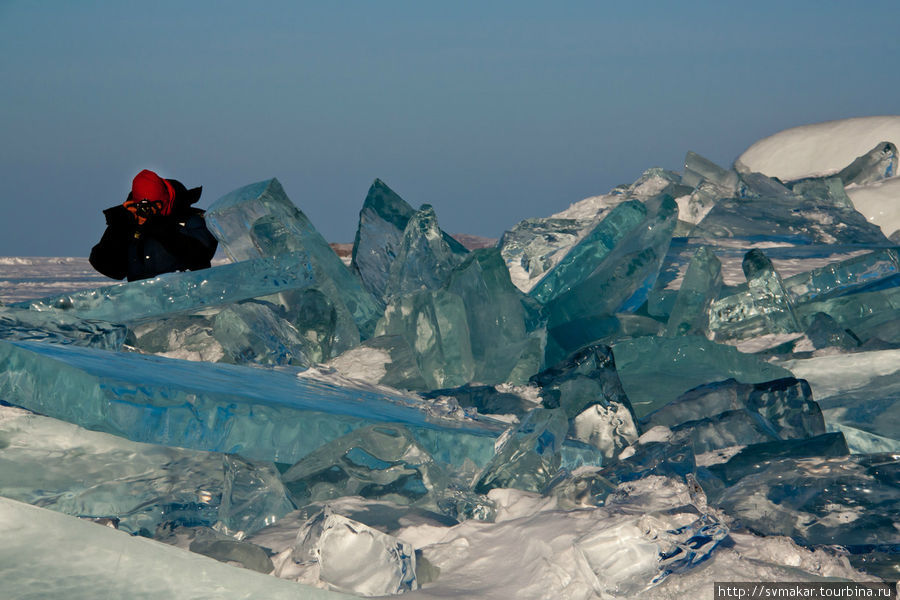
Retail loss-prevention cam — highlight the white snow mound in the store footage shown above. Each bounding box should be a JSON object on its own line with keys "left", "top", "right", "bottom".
{"left": 735, "top": 116, "right": 900, "bottom": 181}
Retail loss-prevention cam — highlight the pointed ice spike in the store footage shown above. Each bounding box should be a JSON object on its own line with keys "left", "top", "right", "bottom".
{"left": 375, "top": 288, "right": 475, "bottom": 389}
{"left": 383, "top": 204, "right": 468, "bottom": 299}
{"left": 665, "top": 246, "right": 723, "bottom": 337}
{"left": 0, "top": 306, "right": 126, "bottom": 350}
{"left": 351, "top": 179, "right": 416, "bottom": 301}
{"left": 838, "top": 141, "right": 898, "bottom": 186}
{"left": 473, "top": 407, "right": 569, "bottom": 494}
{"left": 13, "top": 252, "right": 316, "bottom": 324}
{"left": 611, "top": 336, "right": 793, "bottom": 418}
{"left": 205, "top": 179, "right": 382, "bottom": 338}
{"left": 351, "top": 179, "right": 467, "bottom": 302}
{"left": 0, "top": 340, "right": 504, "bottom": 467}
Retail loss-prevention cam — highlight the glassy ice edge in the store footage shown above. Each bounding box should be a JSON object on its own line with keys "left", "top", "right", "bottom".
{"left": 1, "top": 121, "right": 900, "bottom": 598}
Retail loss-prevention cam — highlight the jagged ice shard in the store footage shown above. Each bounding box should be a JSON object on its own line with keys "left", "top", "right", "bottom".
{"left": 351, "top": 179, "right": 468, "bottom": 303}
{"left": 4, "top": 117, "right": 900, "bottom": 596}
{"left": 205, "top": 178, "right": 382, "bottom": 339}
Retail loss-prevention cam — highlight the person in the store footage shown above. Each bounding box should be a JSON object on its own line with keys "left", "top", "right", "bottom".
{"left": 90, "top": 169, "right": 218, "bottom": 281}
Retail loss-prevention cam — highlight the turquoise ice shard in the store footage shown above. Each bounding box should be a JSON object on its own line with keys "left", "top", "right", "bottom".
{"left": 0, "top": 305, "right": 126, "bottom": 350}
{"left": 709, "top": 249, "right": 800, "bottom": 340}
{"left": 781, "top": 247, "right": 900, "bottom": 305}
{"left": 528, "top": 200, "right": 648, "bottom": 305}
{"left": 375, "top": 288, "right": 474, "bottom": 389}
{"left": 742, "top": 248, "right": 801, "bottom": 332}
{"left": 0, "top": 340, "right": 502, "bottom": 468}
{"left": 837, "top": 141, "right": 897, "bottom": 186}
{"left": 612, "top": 336, "right": 793, "bottom": 418}
{"left": 14, "top": 252, "right": 315, "bottom": 324}
{"left": 0, "top": 406, "right": 293, "bottom": 537}
{"left": 0, "top": 497, "right": 354, "bottom": 600}
{"left": 473, "top": 407, "right": 570, "bottom": 494}
{"left": 384, "top": 204, "right": 468, "bottom": 300}
{"left": 351, "top": 179, "right": 467, "bottom": 302}
{"left": 205, "top": 178, "right": 382, "bottom": 338}
{"left": 664, "top": 246, "right": 722, "bottom": 337}
{"left": 445, "top": 249, "right": 541, "bottom": 385}
{"left": 540, "top": 196, "right": 678, "bottom": 361}
{"left": 286, "top": 508, "right": 417, "bottom": 596}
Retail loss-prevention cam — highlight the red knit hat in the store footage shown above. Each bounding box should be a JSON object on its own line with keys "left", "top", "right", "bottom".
{"left": 131, "top": 169, "right": 176, "bottom": 215}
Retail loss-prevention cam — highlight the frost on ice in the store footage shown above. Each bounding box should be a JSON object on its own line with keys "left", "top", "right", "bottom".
{"left": 1, "top": 117, "right": 899, "bottom": 597}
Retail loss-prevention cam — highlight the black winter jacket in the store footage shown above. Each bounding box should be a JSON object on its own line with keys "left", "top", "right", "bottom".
{"left": 89, "top": 179, "right": 218, "bottom": 282}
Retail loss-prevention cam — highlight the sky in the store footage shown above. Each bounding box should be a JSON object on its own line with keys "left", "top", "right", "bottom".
{"left": 1, "top": 0, "right": 899, "bottom": 256}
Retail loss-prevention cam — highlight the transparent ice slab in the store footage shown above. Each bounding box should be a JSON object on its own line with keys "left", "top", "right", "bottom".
{"left": 780, "top": 350, "right": 900, "bottom": 452}
{"left": 0, "top": 405, "right": 293, "bottom": 537}
{"left": 691, "top": 186, "right": 889, "bottom": 246}
{"left": 643, "top": 377, "right": 825, "bottom": 441}
{"left": 0, "top": 496, "right": 354, "bottom": 600}
{"left": 682, "top": 151, "right": 739, "bottom": 192}
{"left": 709, "top": 249, "right": 801, "bottom": 341}
{"left": 540, "top": 196, "right": 678, "bottom": 360}
{"left": 715, "top": 454, "right": 900, "bottom": 547}
{"left": 706, "top": 432, "right": 849, "bottom": 487}
{"left": 528, "top": 199, "right": 648, "bottom": 305}
{"left": 205, "top": 178, "right": 382, "bottom": 338}
{"left": 0, "top": 305, "right": 126, "bottom": 349}
{"left": 612, "top": 336, "right": 793, "bottom": 418}
{"left": 351, "top": 179, "right": 467, "bottom": 303}
{"left": 0, "top": 340, "right": 503, "bottom": 468}
{"left": 13, "top": 252, "right": 316, "bottom": 325}
{"left": 376, "top": 287, "right": 475, "bottom": 389}
{"left": 445, "top": 248, "right": 541, "bottom": 385}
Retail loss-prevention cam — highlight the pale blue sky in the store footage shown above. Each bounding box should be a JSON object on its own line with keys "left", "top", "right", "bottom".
{"left": 1, "top": 1, "right": 898, "bottom": 255}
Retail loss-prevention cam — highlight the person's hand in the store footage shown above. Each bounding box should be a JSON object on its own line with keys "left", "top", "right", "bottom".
{"left": 123, "top": 198, "right": 163, "bottom": 225}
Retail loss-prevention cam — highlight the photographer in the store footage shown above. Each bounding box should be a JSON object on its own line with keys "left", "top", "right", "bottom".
{"left": 89, "top": 169, "right": 218, "bottom": 281}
